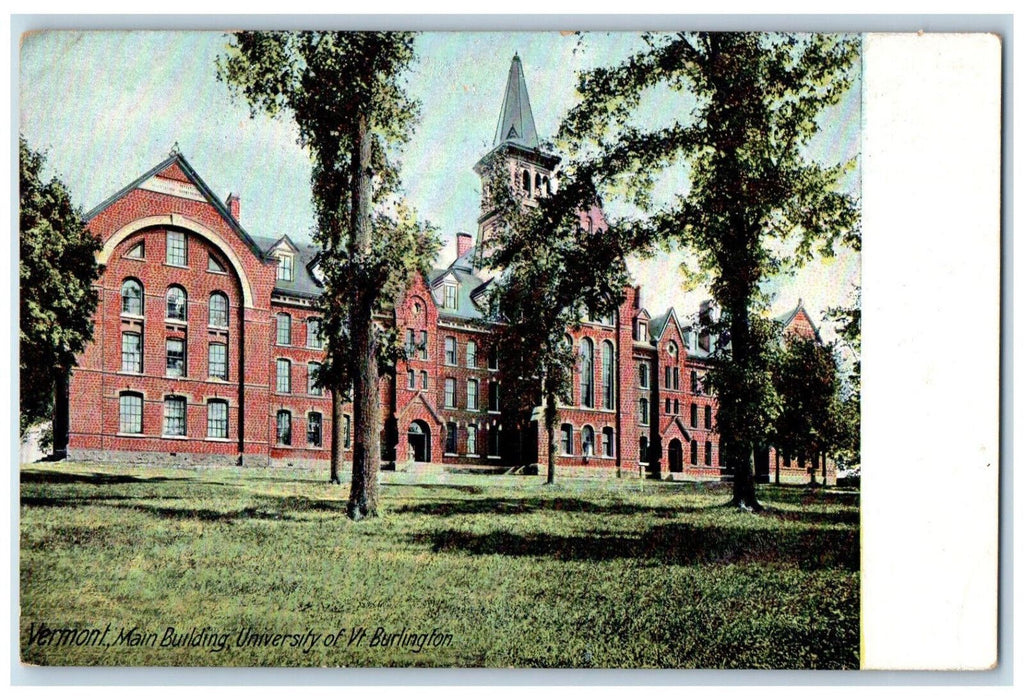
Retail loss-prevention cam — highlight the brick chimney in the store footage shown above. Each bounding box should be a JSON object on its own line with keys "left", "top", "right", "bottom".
{"left": 226, "top": 193, "right": 241, "bottom": 222}
{"left": 456, "top": 232, "right": 473, "bottom": 259}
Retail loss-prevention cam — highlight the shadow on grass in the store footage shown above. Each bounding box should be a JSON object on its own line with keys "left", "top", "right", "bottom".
{"left": 20, "top": 469, "right": 189, "bottom": 486}
{"left": 399, "top": 483, "right": 485, "bottom": 495}
{"left": 764, "top": 507, "right": 860, "bottom": 527}
{"left": 758, "top": 487, "right": 860, "bottom": 508}
{"left": 126, "top": 504, "right": 296, "bottom": 523}
{"left": 394, "top": 496, "right": 688, "bottom": 518}
{"left": 21, "top": 494, "right": 184, "bottom": 509}
{"left": 413, "top": 522, "right": 859, "bottom": 571}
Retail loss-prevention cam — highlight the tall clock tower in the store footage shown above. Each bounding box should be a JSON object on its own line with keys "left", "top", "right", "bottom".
{"left": 473, "top": 53, "right": 561, "bottom": 268}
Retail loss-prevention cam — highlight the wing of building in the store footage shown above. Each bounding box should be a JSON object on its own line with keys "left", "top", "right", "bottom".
{"left": 64, "top": 55, "right": 828, "bottom": 484}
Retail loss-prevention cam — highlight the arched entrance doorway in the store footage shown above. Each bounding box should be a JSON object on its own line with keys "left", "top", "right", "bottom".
{"left": 408, "top": 420, "right": 431, "bottom": 462}
{"left": 668, "top": 438, "right": 683, "bottom": 473}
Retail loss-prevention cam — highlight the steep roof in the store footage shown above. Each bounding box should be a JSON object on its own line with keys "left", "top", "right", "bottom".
{"left": 493, "top": 54, "right": 539, "bottom": 149}
{"left": 775, "top": 299, "right": 822, "bottom": 342}
{"left": 85, "top": 150, "right": 268, "bottom": 262}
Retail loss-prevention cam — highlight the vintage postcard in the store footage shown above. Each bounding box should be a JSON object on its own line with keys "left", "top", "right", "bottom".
{"left": 15, "top": 27, "right": 1000, "bottom": 673}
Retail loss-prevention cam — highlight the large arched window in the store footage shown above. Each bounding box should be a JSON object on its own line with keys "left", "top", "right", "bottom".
{"left": 121, "top": 279, "right": 143, "bottom": 316}
{"left": 209, "top": 292, "right": 228, "bottom": 328}
{"left": 601, "top": 340, "right": 615, "bottom": 409}
{"left": 581, "top": 425, "right": 595, "bottom": 456}
{"left": 580, "top": 338, "right": 594, "bottom": 408}
{"left": 166, "top": 286, "right": 187, "bottom": 321}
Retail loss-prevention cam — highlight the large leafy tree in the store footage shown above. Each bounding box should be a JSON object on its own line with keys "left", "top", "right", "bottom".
{"left": 218, "top": 32, "right": 438, "bottom": 519}
{"left": 19, "top": 135, "right": 101, "bottom": 443}
{"left": 485, "top": 158, "right": 632, "bottom": 484}
{"left": 560, "top": 33, "right": 860, "bottom": 509}
{"left": 772, "top": 333, "right": 844, "bottom": 485}
{"left": 826, "top": 286, "right": 862, "bottom": 467}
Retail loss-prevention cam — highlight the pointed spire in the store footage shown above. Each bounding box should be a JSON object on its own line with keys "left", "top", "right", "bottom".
{"left": 493, "top": 54, "right": 539, "bottom": 149}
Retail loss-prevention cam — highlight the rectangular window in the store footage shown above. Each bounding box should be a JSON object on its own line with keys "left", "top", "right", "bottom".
{"left": 488, "top": 428, "right": 500, "bottom": 457}
{"left": 276, "top": 359, "right": 291, "bottom": 394}
{"left": 121, "top": 332, "right": 142, "bottom": 373}
{"left": 308, "top": 362, "right": 323, "bottom": 395}
{"left": 207, "top": 401, "right": 228, "bottom": 438}
{"left": 705, "top": 405, "right": 712, "bottom": 430}
{"left": 488, "top": 348, "right": 498, "bottom": 370}
{"left": 561, "top": 425, "right": 572, "bottom": 455}
{"left": 444, "top": 284, "right": 458, "bottom": 310}
{"left": 308, "top": 412, "right": 323, "bottom": 447}
{"left": 665, "top": 366, "right": 672, "bottom": 388}
{"left": 163, "top": 396, "right": 186, "bottom": 436}
{"left": 639, "top": 398, "right": 649, "bottom": 426}
{"left": 276, "top": 410, "right": 291, "bottom": 445}
{"left": 466, "top": 341, "right": 477, "bottom": 368}
{"left": 418, "top": 331, "right": 428, "bottom": 360}
{"left": 166, "top": 231, "right": 186, "bottom": 266}
{"left": 466, "top": 425, "right": 477, "bottom": 455}
{"left": 166, "top": 338, "right": 185, "bottom": 378}
{"left": 467, "top": 379, "right": 479, "bottom": 410}
{"left": 344, "top": 415, "right": 351, "bottom": 448}
{"left": 405, "top": 329, "right": 415, "bottom": 356}
{"left": 444, "top": 378, "right": 456, "bottom": 408}
{"left": 445, "top": 422, "right": 457, "bottom": 454}
{"left": 119, "top": 393, "right": 143, "bottom": 434}
{"left": 276, "top": 314, "right": 292, "bottom": 345}
{"left": 277, "top": 254, "right": 294, "bottom": 282}
{"left": 307, "top": 318, "right": 323, "bottom": 349}
{"left": 208, "top": 343, "right": 227, "bottom": 380}
{"left": 444, "top": 337, "right": 457, "bottom": 365}
{"left": 420, "top": 371, "right": 428, "bottom": 390}
{"left": 673, "top": 367, "right": 680, "bottom": 390}
{"left": 488, "top": 381, "right": 499, "bottom": 412}
{"left": 407, "top": 370, "right": 416, "bottom": 390}
{"left": 639, "top": 362, "right": 649, "bottom": 389}
{"left": 690, "top": 403, "right": 698, "bottom": 428}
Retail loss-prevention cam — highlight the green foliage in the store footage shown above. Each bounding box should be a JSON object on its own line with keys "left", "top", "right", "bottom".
{"left": 484, "top": 155, "right": 633, "bottom": 478}
{"left": 772, "top": 334, "right": 843, "bottom": 461}
{"left": 218, "top": 31, "right": 437, "bottom": 387}
{"left": 20, "top": 463, "right": 859, "bottom": 668}
{"left": 19, "top": 136, "right": 101, "bottom": 435}
{"left": 558, "top": 33, "right": 861, "bottom": 502}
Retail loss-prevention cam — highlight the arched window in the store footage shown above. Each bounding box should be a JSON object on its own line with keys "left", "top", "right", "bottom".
{"left": 276, "top": 410, "right": 292, "bottom": 445}
{"left": 276, "top": 358, "right": 292, "bottom": 394}
{"left": 705, "top": 441, "right": 713, "bottom": 466}
{"left": 118, "top": 392, "right": 143, "bottom": 434}
{"left": 521, "top": 170, "right": 531, "bottom": 194}
{"left": 535, "top": 173, "right": 542, "bottom": 192}
{"left": 165, "top": 286, "right": 187, "bottom": 321}
{"left": 601, "top": 427, "right": 615, "bottom": 457}
{"left": 639, "top": 398, "right": 649, "bottom": 425}
{"left": 560, "top": 424, "right": 573, "bottom": 455}
{"left": 601, "top": 340, "right": 615, "bottom": 409}
{"left": 543, "top": 176, "right": 551, "bottom": 195}
{"left": 691, "top": 370, "right": 699, "bottom": 393}
{"left": 639, "top": 361, "right": 649, "bottom": 388}
{"left": 705, "top": 405, "right": 713, "bottom": 430}
{"left": 209, "top": 292, "right": 228, "bottom": 327}
{"left": 690, "top": 403, "right": 698, "bottom": 428}
{"left": 580, "top": 338, "right": 594, "bottom": 408}
{"left": 639, "top": 436, "right": 649, "bottom": 464}
{"left": 581, "top": 426, "right": 595, "bottom": 456}
{"left": 690, "top": 439, "right": 698, "bottom": 465}
{"left": 121, "top": 279, "right": 144, "bottom": 316}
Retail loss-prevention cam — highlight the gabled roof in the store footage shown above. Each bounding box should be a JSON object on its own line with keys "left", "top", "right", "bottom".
{"left": 775, "top": 299, "right": 822, "bottom": 342}
{"left": 85, "top": 150, "right": 268, "bottom": 262}
{"left": 649, "top": 307, "right": 684, "bottom": 342}
{"left": 493, "top": 54, "right": 539, "bottom": 149}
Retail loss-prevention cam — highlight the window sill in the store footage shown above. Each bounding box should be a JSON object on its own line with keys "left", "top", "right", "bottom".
{"left": 164, "top": 263, "right": 190, "bottom": 270}
{"left": 207, "top": 269, "right": 228, "bottom": 276}
{"left": 443, "top": 452, "right": 457, "bottom": 457}
{"left": 115, "top": 432, "right": 145, "bottom": 438}
{"left": 205, "top": 437, "right": 231, "bottom": 442}
{"left": 118, "top": 370, "right": 144, "bottom": 376}
{"left": 165, "top": 319, "right": 187, "bottom": 325}
{"left": 120, "top": 313, "right": 144, "bottom": 320}
{"left": 208, "top": 325, "right": 229, "bottom": 331}
{"left": 486, "top": 455, "right": 501, "bottom": 460}
{"left": 466, "top": 453, "right": 480, "bottom": 458}
{"left": 161, "top": 434, "right": 189, "bottom": 440}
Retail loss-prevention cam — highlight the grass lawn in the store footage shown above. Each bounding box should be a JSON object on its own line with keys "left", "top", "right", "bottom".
{"left": 19, "top": 462, "right": 859, "bottom": 669}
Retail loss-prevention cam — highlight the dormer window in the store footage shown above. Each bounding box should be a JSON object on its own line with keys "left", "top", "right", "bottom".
{"left": 443, "top": 282, "right": 458, "bottom": 310}
{"left": 277, "top": 253, "right": 294, "bottom": 282}
{"left": 635, "top": 320, "right": 648, "bottom": 342}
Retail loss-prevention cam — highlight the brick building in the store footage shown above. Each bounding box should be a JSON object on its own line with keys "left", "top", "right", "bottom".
{"left": 65, "top": 54, "right": 826, "bottom": 483}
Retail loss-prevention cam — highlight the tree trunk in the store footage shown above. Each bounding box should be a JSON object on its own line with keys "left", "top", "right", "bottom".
{"left": 329, "top": 388, "right": 343, "bottom": 484}
{"left": 730, "top": 446, "right": 762, "bottom": 511}
{"left": 346, "top": 111, "right": 381, "bottom": 521}
{"left": 774, "top": 450, "right": 780, "bottom": 485}
{"left": 726, "top": 293, "right": 762, "bottom": 511}
{"left": 545, "top": 390, "right": 557, "bottom": 485}
{"left": 820, "top": 452, "right": 827, "bottom": 487}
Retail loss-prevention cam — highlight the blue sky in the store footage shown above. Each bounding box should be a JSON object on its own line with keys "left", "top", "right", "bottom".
{"left": 19, "top": 30, "right": 860, "bottom": 334}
